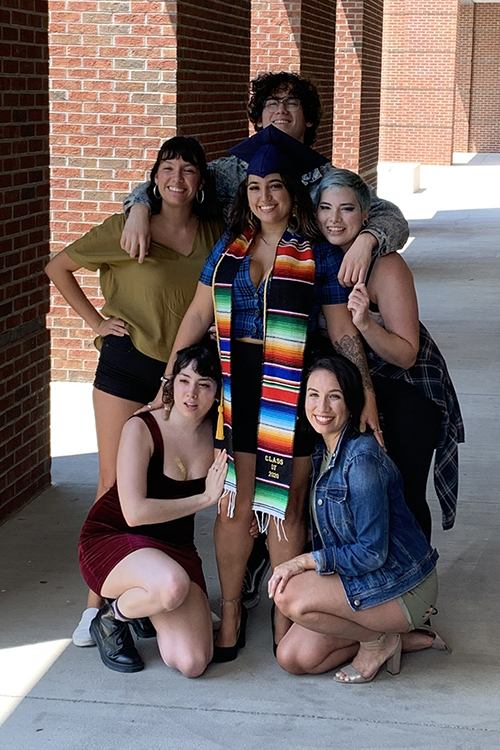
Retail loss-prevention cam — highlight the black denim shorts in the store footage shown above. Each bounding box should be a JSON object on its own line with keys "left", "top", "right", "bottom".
{"left": 93, "top": 334, "right": 166, "bottom": 405}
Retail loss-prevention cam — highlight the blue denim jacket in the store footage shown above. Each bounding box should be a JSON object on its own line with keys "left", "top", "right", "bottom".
{"left": 310, "top": 426, "right": 438, "bottom": 611}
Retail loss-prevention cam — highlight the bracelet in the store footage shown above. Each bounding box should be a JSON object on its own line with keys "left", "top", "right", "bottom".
{"left": 160, "top": 375, "right": 171, "bottom": 383}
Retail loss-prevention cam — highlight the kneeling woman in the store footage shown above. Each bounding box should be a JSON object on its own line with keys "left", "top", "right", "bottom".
{"left": 79, "top": 342, "right": 227, "bottom": 677}
{"left": 269, "top": 356, "right": 448, "bottom": 684}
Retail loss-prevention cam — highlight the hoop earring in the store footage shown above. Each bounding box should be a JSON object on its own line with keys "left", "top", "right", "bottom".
{"left": 289, "top": 201, "right": 299, "bottom": 232}
{"left": 248, "top": 211, "right": 258, "bottom": 230}
{"left": 196, "top": 188, "right": 205, "bottom": 204}
{"left": 153, "top": 184, "right": 161, "bottom": 200}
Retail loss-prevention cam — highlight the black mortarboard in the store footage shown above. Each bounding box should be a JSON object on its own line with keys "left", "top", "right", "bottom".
{"left": 228, "top": 125, "right": 328, "bottom": 178}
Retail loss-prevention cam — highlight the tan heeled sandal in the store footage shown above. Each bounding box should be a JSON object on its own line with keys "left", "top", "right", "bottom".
{"left": 333, "top": 633, "right": 402, "bottom": 684}
{"left": 414, "top": 624, "right": 452, "bottom": 654}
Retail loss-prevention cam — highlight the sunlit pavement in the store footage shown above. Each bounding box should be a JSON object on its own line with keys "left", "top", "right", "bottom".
{"left": 1, "top": 158, "right": 500, "bottom": 749}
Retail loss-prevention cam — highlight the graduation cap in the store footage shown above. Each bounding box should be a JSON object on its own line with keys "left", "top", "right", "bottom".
{"left": 228, "top": 125, "right": 328, "bottom": 178}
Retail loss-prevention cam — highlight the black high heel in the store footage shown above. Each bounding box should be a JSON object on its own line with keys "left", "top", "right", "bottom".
{"left": 212, "top": 600, "right": 248, "bottom": 663}
{"left": 271, "top": 602, "right": 277, "bottom": 657}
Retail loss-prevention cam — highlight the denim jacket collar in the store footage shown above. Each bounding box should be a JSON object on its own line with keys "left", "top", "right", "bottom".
{"left": 311, "top": 421, "right": 356, "bottom": 477}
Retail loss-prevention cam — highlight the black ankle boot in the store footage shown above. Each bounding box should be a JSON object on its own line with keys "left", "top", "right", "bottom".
{"left": 90, "top": 601, "right": 144, "bottom": 673}
{"left": 130, "top": 617, "right": 156, "bottom": 639}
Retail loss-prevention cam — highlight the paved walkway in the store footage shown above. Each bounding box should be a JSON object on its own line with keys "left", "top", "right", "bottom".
{"left": 1, "top": 160, "right": 500, "bottom": 749}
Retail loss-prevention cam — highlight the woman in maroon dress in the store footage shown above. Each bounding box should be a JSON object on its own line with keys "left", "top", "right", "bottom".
{"left": 79, "top": 342, "right": 227, "bottom": 676}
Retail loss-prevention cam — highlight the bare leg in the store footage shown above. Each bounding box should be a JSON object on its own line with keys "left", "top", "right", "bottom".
{"left": 277, "top": 622, "right": 357, "bottom": 675}
{"left": 92, "top": 387, "right": 143, "bottom": 500}
{"left": 101, "top": 548, "right": 191, "bottom": 615}
{"left": 214, "top": 451, "right": 256, "bottom": 648}
{"left": 153, "top": 584, "right": 213, "bottom": 678}
{"left": 275, "top": 570, "right": 410, "bottom": 679}
{"left": 267, "top": 456, "right": 310, "bottom": 644}
{"left": 86, "top": 388, "right": 143, "bottom": 610}
{"left": 100, "top": 548, "right": 212, "bottom": 677}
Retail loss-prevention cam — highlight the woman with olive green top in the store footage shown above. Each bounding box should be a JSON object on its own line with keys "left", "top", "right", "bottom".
{"left": 46, "top": 136, "right": 224, "bottom": 647}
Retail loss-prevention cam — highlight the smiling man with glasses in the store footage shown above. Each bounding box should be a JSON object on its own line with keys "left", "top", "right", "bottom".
{"left": 122, "top": 71, "right": 408, "bottom": 287}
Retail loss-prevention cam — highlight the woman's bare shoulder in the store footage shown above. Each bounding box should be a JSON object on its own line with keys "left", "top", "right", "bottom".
{"left": 371, "top": 251, "right": 414, "bottom": 285}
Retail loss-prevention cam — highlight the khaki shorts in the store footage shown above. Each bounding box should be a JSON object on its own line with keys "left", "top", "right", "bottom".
{"left": 397, "top": 569, "right": 438, "bottom": 630}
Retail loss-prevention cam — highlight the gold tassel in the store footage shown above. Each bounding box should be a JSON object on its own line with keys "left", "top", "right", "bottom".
{"left": 216, "top": 401, "right": 224, "bottom": 441}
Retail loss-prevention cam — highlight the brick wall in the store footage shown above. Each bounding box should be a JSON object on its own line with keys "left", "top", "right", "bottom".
{"left": 467, "top": 3, "right": 500, "bottom": 152}
{"left": 250, "top": 1, "right": 301, "bottom": 79}
{"left": 453, "top": 3, "right": 473, "bottom": 153}
{"left": 48, "top": 0, "right": 251, "bottom": 382}
{"left": 176, "top": 1, "right": 251, "bottom": 157}
{"left": 379, "top": 0, "right": 460, "bottom": 165}
{"left": 0, "top": 2, "right": 51, "bottom": 522}
{"left": 300, "top": 0, "right": 336, "bottom": 157}
{"left": 250, "top": 1, "right": 336, "bottom": 157}
{"left": 48, "top": 1, "right": 177, "bottom": 381}
{"left": 332, "top": 0, "right": 384, "bottom": 187}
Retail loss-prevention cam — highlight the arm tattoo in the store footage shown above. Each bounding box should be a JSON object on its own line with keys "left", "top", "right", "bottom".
{"left": 333, "top": 333, "right": 375, "bottom": 393}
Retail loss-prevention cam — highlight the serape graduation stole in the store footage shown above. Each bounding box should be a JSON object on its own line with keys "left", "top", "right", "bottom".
{"left": 212, "top": 227, "right": 315, "bottom": 536}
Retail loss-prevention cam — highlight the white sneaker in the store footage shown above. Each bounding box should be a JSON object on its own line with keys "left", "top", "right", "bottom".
{"left": 211, "top": 610, "right": 221, "bottom": 629}
{"left": 72, "top": 607, "right": 99, "bottom": 647}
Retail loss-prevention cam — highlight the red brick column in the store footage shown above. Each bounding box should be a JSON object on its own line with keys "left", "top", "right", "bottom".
{"left": 468, "top": 4, "right": 500, "bottom": 152}
{"left": 48, "top": 0, "right": 251, "bottom": 381}
{"left": 250, "top": 1, "right": 336, "bottom": 157}
{"left": 176, "top": 2, "right": 251, "bottom": 157}
{"left": 332, "top": 0, "right": 384, "bottom": 187}
{"left": 453, "top": 4, "right": 474, "bottom": 153}
{"left": 0, "top": 3, "right": 51, "bottom": 521}
{"left": 379, "top": 0, "right": 460, "bottom": 165}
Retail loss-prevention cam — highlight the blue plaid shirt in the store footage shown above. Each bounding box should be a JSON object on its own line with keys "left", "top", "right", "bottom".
{"left": 199, "top": 233, "right": 348, "bottom": 340}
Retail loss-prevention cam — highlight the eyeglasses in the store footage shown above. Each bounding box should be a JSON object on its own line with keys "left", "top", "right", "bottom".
{"left": 263, "top": 97, "right": 301, "bottom": 112}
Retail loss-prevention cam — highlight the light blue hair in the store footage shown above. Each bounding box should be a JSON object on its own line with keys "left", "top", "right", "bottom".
{"left": 311, "top": 168, "right": 371, "bottom": 216}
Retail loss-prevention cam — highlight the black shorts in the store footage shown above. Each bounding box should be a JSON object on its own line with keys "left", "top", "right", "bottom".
{"left": 93, "top": 335, "right": 166, "bottom": 405}
{"left": 231, "top": 339, "right": 316, "bottom": 457}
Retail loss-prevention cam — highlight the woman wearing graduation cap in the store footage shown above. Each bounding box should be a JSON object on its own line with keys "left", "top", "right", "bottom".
{"left": 147, "top": 125, "right": 382, "bottom": 662}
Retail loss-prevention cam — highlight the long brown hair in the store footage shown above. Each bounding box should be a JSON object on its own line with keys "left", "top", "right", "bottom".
{"left": 227, "top": 173, "right": 319, "bottom": 244}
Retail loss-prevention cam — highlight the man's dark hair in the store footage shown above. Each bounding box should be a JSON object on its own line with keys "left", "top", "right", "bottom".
{"left": 248, "top": 72, "right": 322, "bottom": 147}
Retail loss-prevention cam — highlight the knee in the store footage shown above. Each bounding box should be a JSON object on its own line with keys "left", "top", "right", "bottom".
{"left": 274, "top": 588, "right": 299, "bottom": 622}
{"left": 275, "top": 639, "right": 305, "bottom": 675}
{"left": 217, "top": 492, "right": 253, "bottom": 527}
{"left": 155, "top": 573, "right": 191, "bottom": 612}
{"left": 174, "top": 649, "right": 211, "bottom": 678}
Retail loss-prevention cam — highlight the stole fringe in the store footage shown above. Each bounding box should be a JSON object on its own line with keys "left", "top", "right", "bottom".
{"left": 218, "top": 489, "right": 237, "bottom": 519}
{"left": 255, "top": 511, "right": 288, "bottom": 543}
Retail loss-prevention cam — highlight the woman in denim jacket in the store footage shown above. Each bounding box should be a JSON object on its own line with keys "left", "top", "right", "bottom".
{"left": 269, "top": 355, "right": 450, "bottom": 684}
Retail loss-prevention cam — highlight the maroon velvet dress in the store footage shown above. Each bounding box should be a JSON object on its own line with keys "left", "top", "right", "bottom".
{"left": 78, "top": 412, "right": 207, "bottom": 596}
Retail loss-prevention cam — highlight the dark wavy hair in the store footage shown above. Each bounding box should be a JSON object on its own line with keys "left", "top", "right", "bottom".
{"left": 163, "top": 337, "right": 222, "bottom": 423}
{"left": 227, "top": 173, "right": 320, "bottom": 243}
{"left": 305, "top": 354, "right": 365, "bottom": 434}
{"left": 248, "top": 72, "right": 322, "bottom": 147}
{"left": 147, "top": 136, "right": 220, "bottom": 219}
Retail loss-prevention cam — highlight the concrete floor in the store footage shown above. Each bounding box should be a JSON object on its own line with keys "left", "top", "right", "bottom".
{"left": 1, "top": 161, "right": 500, "bottom": 749}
